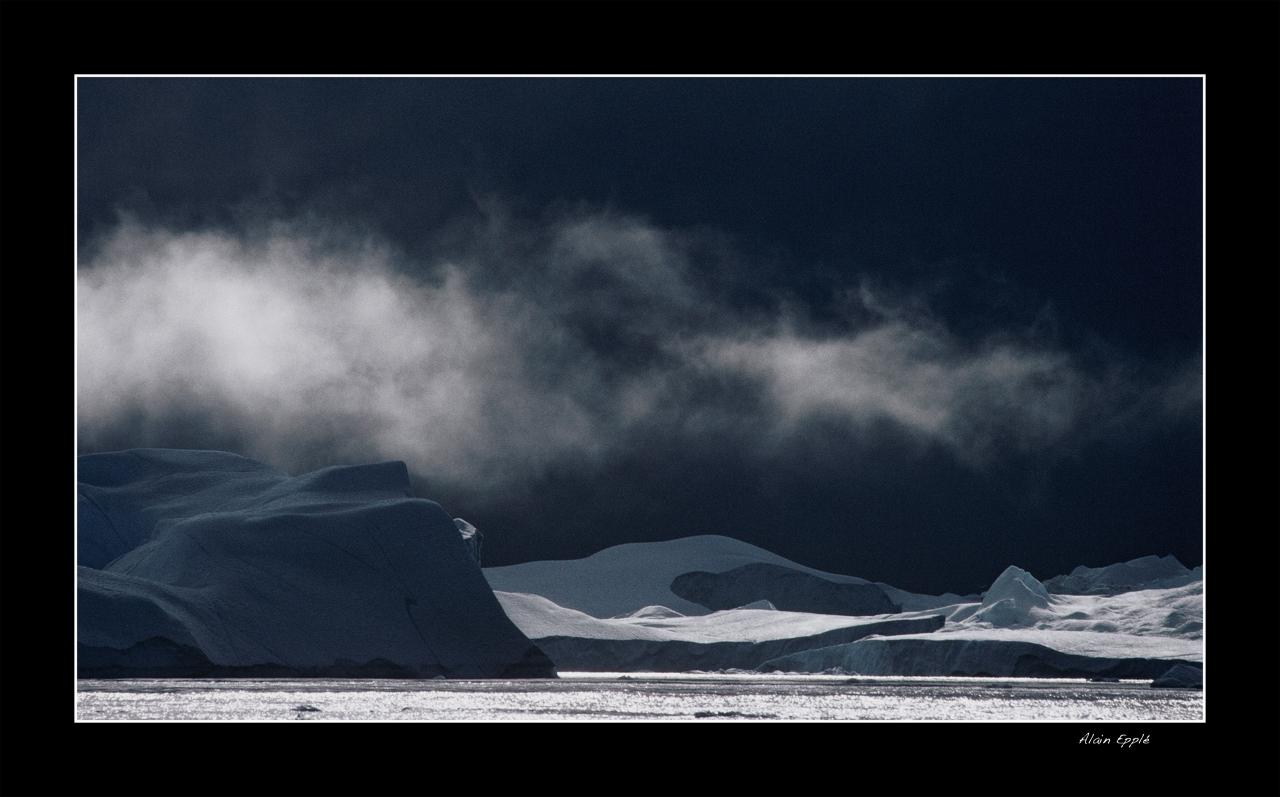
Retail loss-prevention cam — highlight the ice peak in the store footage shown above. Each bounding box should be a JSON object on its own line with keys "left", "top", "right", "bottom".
{"left": 982, "top": 565, "right": 1051, "bottom": 609}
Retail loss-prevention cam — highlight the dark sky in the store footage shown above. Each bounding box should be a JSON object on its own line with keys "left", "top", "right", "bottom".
{"left": 76, "top": 78, "right": 1202, "bottom": 594}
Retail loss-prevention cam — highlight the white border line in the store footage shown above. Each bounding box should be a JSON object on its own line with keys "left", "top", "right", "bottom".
{"left": 73, "top": 74, "right": 1207, "bottom": 723}
{"left": 74, "top": 74, "right": 81, "bottom": 703}
{"left": 1199, "top": 75, "right": 1207, "bottom": 715}
{"left": 76, "top": 73, "right": 1206, "bottom": 79}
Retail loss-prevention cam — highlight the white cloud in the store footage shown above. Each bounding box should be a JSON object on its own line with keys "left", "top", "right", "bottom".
{"left": 78, "top": 221, "right": 603, "bottom": 486}
{"left": 704, "top": 324, "right": 1092, "bottom": 462}
{"left": 77, "top": 212, "right": 1198, "bottom": 489}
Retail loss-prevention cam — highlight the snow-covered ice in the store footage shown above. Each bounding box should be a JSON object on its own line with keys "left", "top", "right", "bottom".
{"left": 495, "top": 590, "right": 943, "bottom": 671}
{"left": 484, "top": 534, "right": 966, "bottom": 618}
{"left": 497, "top": 591, "right": 935, "bottom": 643}
{"left": 761, "top": 565, "right": 1202, "bottom": 678}
{"left": 489, "top": 539, "right": 1202, "bottom": 679}
{"left": 760, "top": 631, "right": 1201, "bottom": 678}
{"left": 671, "top": 562, "right": 900, "bottom": 615}
{"left": 1151, "top": 662, "right": 1204, "bottom": 689}
{"left": 1043, "top": 555, "right": 1200, "bottom": 595}
{"left": 77, "top": 449, "right": 555, "bottom": 678}
{"left": 76, "top": 451, "right": 1202, "bottom": 683}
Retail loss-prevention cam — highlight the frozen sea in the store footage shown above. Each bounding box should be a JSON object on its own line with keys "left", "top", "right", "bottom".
{"left": 76, "top": 673, "right": 1204, "bottom": 721}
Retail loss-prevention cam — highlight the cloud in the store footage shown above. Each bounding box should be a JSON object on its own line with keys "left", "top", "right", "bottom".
{"left": 77, "top": 211, "right": 1199, "bottom": 492}
{"left": 704, "top": 325, "right": 1089, "bottom": 462}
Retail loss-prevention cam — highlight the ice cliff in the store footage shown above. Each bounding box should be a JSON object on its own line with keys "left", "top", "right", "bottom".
{"left": 77, "top": 449, "right": 554, "bottom": 678}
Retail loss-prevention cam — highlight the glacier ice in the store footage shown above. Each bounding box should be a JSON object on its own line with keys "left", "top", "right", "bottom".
{"left": 485, "top": 534, "right": 960, "bottom": 618}
{"left": 77, "top": 449, "right": 554, "bottom": 678}
{"left": 487, "top": 537, "right": 1202, "bottom": 678}
{"left": 760, "top": 565, "right": 1202, "bottom": 677}
{"left": 1043, "top": 554, "right": 1199, "bottom": 595}
{"left": 760, "top": 632, "right": 1202, "bottom": 679}
{"left": 970, "top": 565, "right": 1056, "bottom": 627}
{"left": 671, "top": 563, "right": 900, "bottom": 615}
{"left": 78, "top": 453, "right": 1203, "bottom": 682}
{"left": 1151, "top": 662, "right": 1204, "bottom": 689}
{"left": 495, "top": 590, "right": 943, "bottom": 672}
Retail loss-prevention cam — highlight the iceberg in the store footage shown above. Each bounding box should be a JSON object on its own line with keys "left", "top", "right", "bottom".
{"left": 485, "top": 534, "right": 960, "bottom": 618}
{"left": 77, "top": 449, "right": 555, "bottom": 678}
{"left": 760, "top": 566, "right": 1202, "bottom": 677}
{"left": 760, "top": 631, "right": 1202, "bottom": 679}
{"left": 968, "top": 565, "right": 1056, "bottom": 627}
{"left": 496, "top": 590, "right": 943, "bottom": 672}
{"left": 488, "top": 537, "right": 1201, "bottom": 677}
{"left": 671, "top": 563, "right": 900, "bottom": 615}
{"left": 1043, "top": 554, "right": 1199, "bottom": 595}
{"left": 1151, "top": 662, "right": 1204, "bottom": 689}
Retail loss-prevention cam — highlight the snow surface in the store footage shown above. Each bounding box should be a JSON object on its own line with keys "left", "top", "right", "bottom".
{"left": 78, "top": 449, "right": 554, "bottom": 678}
{"left": 498, "top": 591, "right": 933, "bottom": 643}
{"left": 495, "top": 590, "right": 943, "bottom": 672}
{"left": 908, "top": 571, "right": 1203, "bottom": 639}
{"left": 484, "top": 534, "right": 966, "bottom": 618}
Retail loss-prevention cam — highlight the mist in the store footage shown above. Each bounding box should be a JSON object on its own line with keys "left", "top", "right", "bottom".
{"left": 78, "top": 210, "right": 1198, "bottom": 501}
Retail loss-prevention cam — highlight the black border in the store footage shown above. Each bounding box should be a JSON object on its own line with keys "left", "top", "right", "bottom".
{"left": 2, "top": 1, "right": 1278, "bottom": 796}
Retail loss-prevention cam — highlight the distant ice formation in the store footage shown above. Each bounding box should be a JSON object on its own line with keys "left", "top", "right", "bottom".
{"left": 671, "top": 563, "right": 900, "bottom": 615}
{"left": 760, "top": 632, "right": 1201, "bottom": 679}
{"left": 495, "top": 590, "right": 943, "bottom": 672}
{"left": 1151, "top": 662, "right": 1204, "bottom": 689}
{"left": 1043, "top": 555, "right": 1200, "bottom": 595}
{"left": 485, "top": 534, "right": 963, "bottom": 618}
{"left": 969, "top": 565, "right": 1056, "bottom": 627}
{"left": 487, "top": 538, "right": 1202, "bottom": 679}
{"left": 76, "top": 450, "right": 1202, "bottom": 682}
{"left": 77, "top": 449, "right": 554, "bottom": 678}
{"left": 760, "top": 564, "right": 1202, "bottom": 678}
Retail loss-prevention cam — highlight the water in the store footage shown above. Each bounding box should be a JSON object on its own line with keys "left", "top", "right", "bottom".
{"left": 76, "top": 673, "right": 1203, "bottom": 721}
